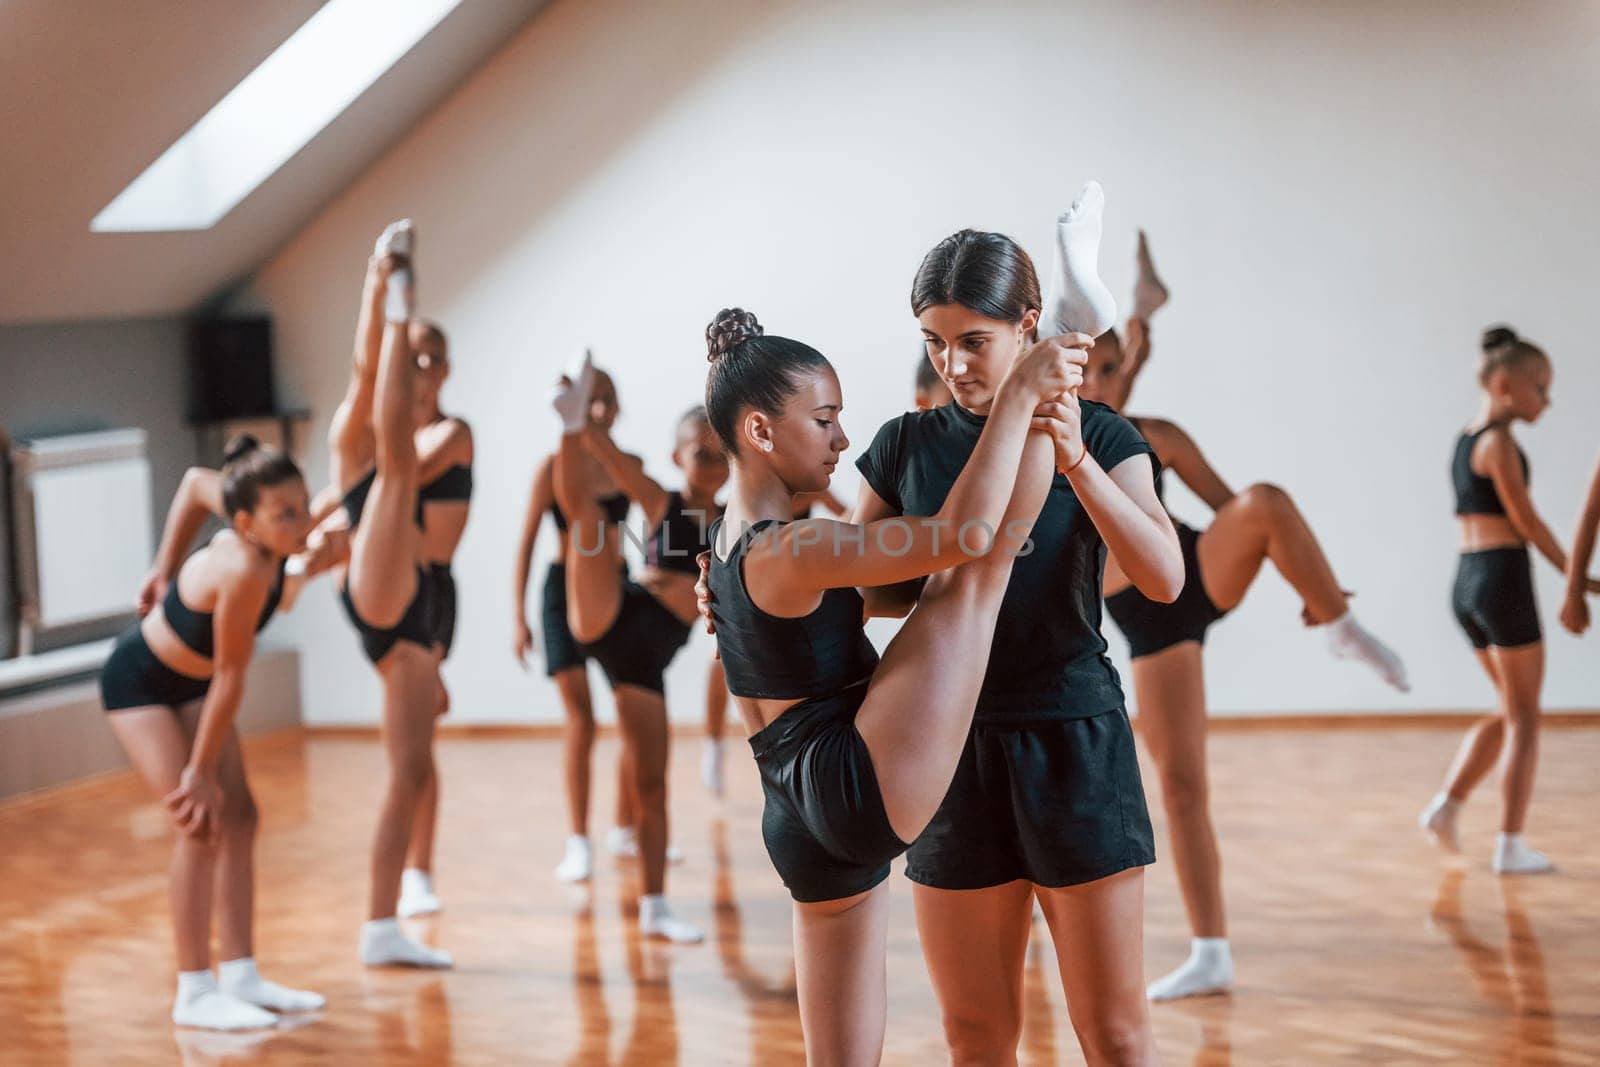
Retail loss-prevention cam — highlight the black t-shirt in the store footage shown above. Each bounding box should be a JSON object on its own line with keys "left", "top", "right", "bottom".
{"left": 856, "top": 397, "right": 1156, "bottom": 721}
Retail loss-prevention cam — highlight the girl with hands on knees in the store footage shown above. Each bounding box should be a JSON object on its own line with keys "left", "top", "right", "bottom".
{"left": 101, "top": 437, "right": 325, "bottom": 1030}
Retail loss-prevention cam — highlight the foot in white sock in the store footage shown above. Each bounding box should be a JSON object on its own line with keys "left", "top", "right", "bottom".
{"left": 397, "top": 868, "right": 441, "bottom": 918}
{"left": 217, "top": 958, "right": 325, "bottom": 1013}
{"left": 549, "top": 349, "right": 596, "bottom": 434}
{"left": 555, "top": 834, "right": 593, "bottom": 882}
{"left": 639, "top": 895, "right": 704, "bottom": 944}
{"left": 1326, "top": 612, "right": 1410, "bottom": 692}
{"left": 172, "top": 971, "right": 278, "bottom": 1030}
{"left": 1147, "top": 938, "right": 1233, "bottom": 1001}
{"left": 360, "top": 918, "right": 453, "bottom": 968}
{"left": 606, "top": 825, "right": 638, "bottom": 858}
{"left": 375, "top": 220, "right": 416, "bottom": 323}
{"left": 1493, "top": 833, "right": 1553, "bottom": 875}
{"left": 701, "top": 739, "right": 725, "bottom": 798}
{"left": 1040, "top": 181, "right": 1118, "bottom": 340}
{"left": 1131, "top": 229, "right": 1169, "bottom": 321}
{"left": 1418, "top": 792, "right": 1462, "bottom": 853}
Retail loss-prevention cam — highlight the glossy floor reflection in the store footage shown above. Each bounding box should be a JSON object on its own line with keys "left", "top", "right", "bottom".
{"left": 2, "top": 723, "right": 1598, "bottom": 1064}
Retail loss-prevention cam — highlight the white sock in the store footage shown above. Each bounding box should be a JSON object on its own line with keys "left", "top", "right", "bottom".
{"left": 1325, "top": 611, "right": 1410, "bottom": 692}
{"left": 375, "top": 219, "right": 416, "bottom": 324}
{"left": 172, "top": 970, "right": 278, "bottom": 1030}
{"left": 606, "top": 824, "right": 639, "bottom": 858}
{"left": 216, "top": 957, "right": 325, "bottom": 1013}
{"left": 1131, "top": 229, "right": 1169, "bottom": 321}
{"left": 397, "top": 867, "right": 441, "bottom": 918}
{"left": 555, "top": 834, "right": 593, "bottom": 883}
{"left": 549, "top": 349, "right": 596, "bottom": 434}
{"left": 701, "top": 739, "right": 725, "bottom": 798}
{"left": 1147, "top": 938, "right": 1232, "bottom": 1001}
{"left": 639, "top": 894, "right": 704, "bottom": 944}
{"left": 1418, "top": 792, "right": 1462, "bottom": 853}
{"left": 359, "top": 918, "right": 453, "bottom": 968}
{"left": 1040, "top": 181, "right": 1118, "bottom": 340}
{"left": 1493, "top": 833, "right": 1554, "bottom": 875}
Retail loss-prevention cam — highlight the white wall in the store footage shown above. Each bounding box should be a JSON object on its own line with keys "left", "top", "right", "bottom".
{"left": 251, "top": 0, "right": 1600, "bottom": 724}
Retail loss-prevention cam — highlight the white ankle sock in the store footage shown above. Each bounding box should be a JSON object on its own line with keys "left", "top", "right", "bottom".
{"left": 375, "top": 219, "right": 416, "bottom": 323}
{"left": 639, "top": 894, "right": 704, "bottom": 944}
{"left": 550, "top": 350, "right": 596, "bottom": 434}
{"left": 1040, "top": 181, "right": 1118, "bottom": 340}
{"left": 397, "top": 868, "right": 441, "bottom": 918}
{"left": 217, "top": 958, "right": 325, "bottom": 1013}
{"left": 1131, "top": 229, "right": 1169, "bottom": 321}
{"left": 359, "top": 918, "right": 453, "bottom": 968}
{"left": 1418, "top": 792, "right": 1462, "bottom": 853}
{"left": 172, "top": 970, "right": 278, "bottom": 1030}
{"left": 555, "top": 834, "right": 593, "bottom": 882}
{"left": 1493, "top": 833, "right": 1553, "bottom": 875}
{"left": 701, "top": 739, "right": 726, "bottom": 798}
{"left": 606, "top": 824, "right": 638, "bottom": 858}
{"left": 1325, "top": 611, "right": 1410, "bottom": 692}
{"left": 1147, "top": 937, "right": 1232, "bottom": 1001}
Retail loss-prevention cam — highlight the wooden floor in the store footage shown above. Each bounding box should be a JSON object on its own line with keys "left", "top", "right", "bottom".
{"left": 3, "top": 722, "right": 1598, "bottom": 1066}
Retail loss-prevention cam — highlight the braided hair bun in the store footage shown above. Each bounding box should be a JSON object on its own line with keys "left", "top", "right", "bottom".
{"left": 706, "top": 308, "right": 763, "bottom": 362}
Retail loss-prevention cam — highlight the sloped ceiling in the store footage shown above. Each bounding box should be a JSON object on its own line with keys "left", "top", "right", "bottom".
{"left": 0, "top": 0, "right": 547, "bottom": 324}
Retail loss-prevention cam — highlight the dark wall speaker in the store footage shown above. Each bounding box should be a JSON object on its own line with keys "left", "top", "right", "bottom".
{"left": 188, "top": 317, "right": 276, "bottom": 423}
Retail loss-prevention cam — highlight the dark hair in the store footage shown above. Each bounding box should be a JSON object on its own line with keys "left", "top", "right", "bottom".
{"left": 910, "top": 229, "right": 1041, "bottom": 323}
{"left": 221, "top": 435, "right": 304, "bottom": 517}
{"left": 1479, "top": 325, "right": 1548, "bottom": 385}
{"left": 915, "top": 350, "right": 942, "bottom": 392}
{"left": 704, "top": 308, "right": 830, "bottom": 455}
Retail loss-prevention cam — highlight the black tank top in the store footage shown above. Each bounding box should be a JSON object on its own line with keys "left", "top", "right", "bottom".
{"left": 420, "top": 464, "right": 473, "bottom": 503}
{"left": 163, "top": 559, "right": 287, "bottom": 658}
{"left": 1453, "top": 425, "right": 1529, "bottom": 516}
{"left": 706, "top": 517, "right": 880, "bottom": 700}
{"left": 645, "top": 492, "right": 722, "bottom": 575}
{"left": 549, "top": 493, "right": 630, "bottom": 532}
{"left": 342, "top": 468, "right": 425, "bottom": 528}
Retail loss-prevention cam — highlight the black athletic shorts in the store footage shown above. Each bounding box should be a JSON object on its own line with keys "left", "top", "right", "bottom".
{"left": 1453, "top": 547, "right": 1541, "bottom": 650}
{"left": 1105, "top": 522, "right": 1226, "bottom": 659}
{"left": 427, "top": 563, "right": 457, "bottom": 657}
{"left": 339, "top": 569, "right": 435, "bottom": 665}
{"left": 101, "top": 626, "right": 211, "bottom": 711}
{"left": 905, "top": 705, "right": 1156, "bottom": 891}
{"left": 581, "top": 581, "right": 692, "bottom": 696}
{"left": 750, "top": 682, "right": 909, "bottom": 903}
{"left": 540, "top": 564, "right": 588, "bottom": 677}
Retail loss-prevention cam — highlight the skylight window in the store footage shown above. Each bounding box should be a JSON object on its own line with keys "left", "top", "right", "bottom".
{"left": 91, "top": 0, "right": 463, "bottom": 232}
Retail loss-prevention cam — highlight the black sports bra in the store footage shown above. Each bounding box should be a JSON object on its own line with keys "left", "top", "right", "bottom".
{"left": 1453, "top": 425, "right": 1529, "bottom": 516}
{"left": 645, "top": 492, "right": 721, "bottom": 575}
{"left": 705, "top": 518, "right": 880, "bottom": 700}
{"left": 163, "top": 559, "right": 287, "bottom": 659}
{"left": 342, "top": 468, "right": 425, "bottom": 529}
{"left": 550, "top": 493, "right": 630, "bottom": 532}
{"left": 420, "top": 464, "right": 473, "bottom": 503}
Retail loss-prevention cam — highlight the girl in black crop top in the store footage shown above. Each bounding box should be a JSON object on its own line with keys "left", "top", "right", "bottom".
{"left": 1421, "top": 326, "right": 1595, "bottom": 877}
{"left": 102, "top": 437, "right": 327, "bottom": 1029}
{"left": 1072, "top": 238, "right": 1408, "bottom": 1003}
{"left": 696, "top": 302, "right": 1102, "bottom": 1063}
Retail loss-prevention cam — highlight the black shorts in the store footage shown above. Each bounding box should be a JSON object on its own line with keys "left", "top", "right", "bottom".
{"left": 905, "top": 706, "right": 1155, "bottom": 891}
{"left": 541, "top": 564, "right": 588, "bottom": 677}
{"left": 427, "top": 563, "right": 457, "bottom": 657}
{"left": 1453, "top": 547, "right": 1541, "bottom": 650}
{"left": 1105, "top": 522, "right": 1226, "bottom": 659}
{"left": 101, "top": 626, "right": 211, "bottom": 711}
{"left": 750, "top": 682, "right": 908, "bottom": 903}
{"left": 581, "top": 581, "right": 692, "bottom": 696}
{"left": 339, "top": 569, "right": 435, "bottom": 665}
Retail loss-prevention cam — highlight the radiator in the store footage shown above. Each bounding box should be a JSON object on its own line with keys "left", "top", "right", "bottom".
{"left": 8, "top": 429, "right": 153, "bottom": 654}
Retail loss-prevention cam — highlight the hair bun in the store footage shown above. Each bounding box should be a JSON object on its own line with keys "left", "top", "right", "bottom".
{"left": 1482, "top": 325, "right": 1519, "bottom": 350}
{"left": 706, "top": 308, "right": 763, "bottom": 362}
{"left": 222, "top": 433, "right": 261, "bottom": 465}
